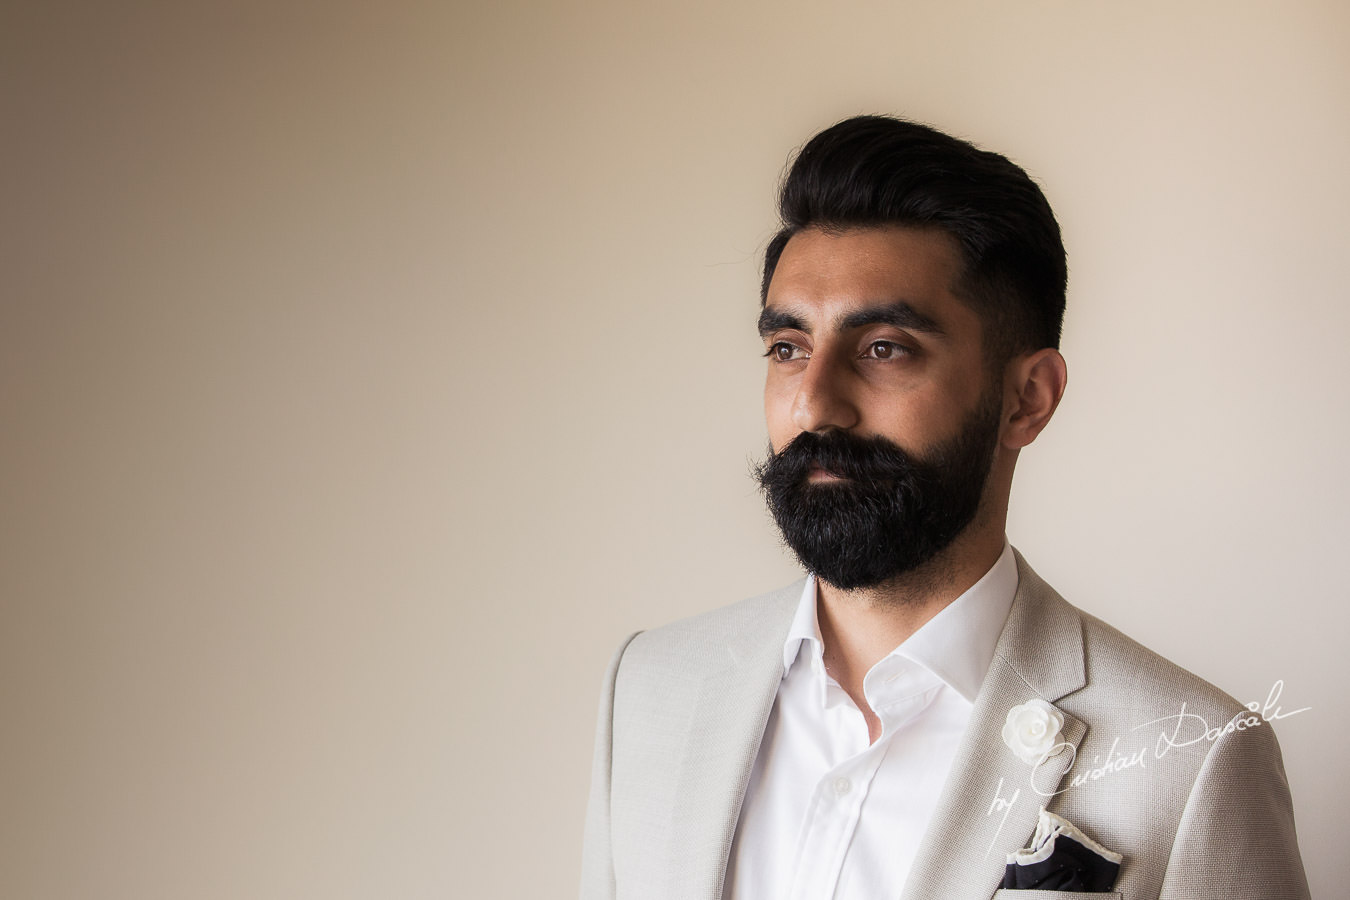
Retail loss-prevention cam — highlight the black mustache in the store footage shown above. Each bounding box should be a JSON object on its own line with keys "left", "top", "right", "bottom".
{"left": 756, "top": 430, "right": 920, "bottom": 487}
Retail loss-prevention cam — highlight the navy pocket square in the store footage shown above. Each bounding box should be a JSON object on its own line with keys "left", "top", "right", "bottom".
{"left": 1002, "top": 808, "right": 1123, "bottom": 892}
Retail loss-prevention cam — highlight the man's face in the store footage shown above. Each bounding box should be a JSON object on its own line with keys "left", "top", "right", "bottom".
{"left": 755, "top": 226, "right": 1004, "bottom": 589}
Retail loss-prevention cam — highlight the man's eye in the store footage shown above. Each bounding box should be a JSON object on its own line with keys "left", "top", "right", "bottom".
{"left": 865, "top": 341, "right": 907, "bottom": 360}
{"left": 765, "top": 342, "right": 804, "bottom": 362}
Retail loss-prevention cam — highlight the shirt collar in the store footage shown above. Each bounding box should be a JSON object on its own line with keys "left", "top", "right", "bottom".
{"left": 783, "top": 575, "right": 825, "bottom": 673}
{"left": 781, "top": 541, "right": 1019, "bottom": 703}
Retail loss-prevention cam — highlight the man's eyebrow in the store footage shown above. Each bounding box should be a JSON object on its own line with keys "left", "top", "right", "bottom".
{"left": 839, "top": 301, "right": 944, "bottom": 335}
{"left": 757, "top": 301, "right": 946, "bottom": 338}
{"left": 757, "top": 307, "right": 807, "bottom": 338}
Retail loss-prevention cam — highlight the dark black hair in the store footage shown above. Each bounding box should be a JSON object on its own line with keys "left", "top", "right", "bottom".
{"left": 762, "top": 116, "right": 1067, "bottom": 362}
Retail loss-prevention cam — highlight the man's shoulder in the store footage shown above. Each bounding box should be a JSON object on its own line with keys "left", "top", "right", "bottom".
{"left": 619, "top": 579, "right": 805, "bottom": 674}
{"left": 1016, "top": 555, "right": 1247, "bottom": 723}
{"left": 1080, "top": 605, "right": 1246, "bottom": 718}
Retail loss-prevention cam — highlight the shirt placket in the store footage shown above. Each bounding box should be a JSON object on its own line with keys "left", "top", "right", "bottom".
{"left": 786, "top": 680, "right": 888, "bottom": 900}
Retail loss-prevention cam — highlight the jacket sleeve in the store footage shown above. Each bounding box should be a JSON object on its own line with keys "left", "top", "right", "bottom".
{"left": 1158, "top": 711, "right": 1309, "bottom": 899}
{"left": 580, "top": 633, "right": 640, "bottom": 900}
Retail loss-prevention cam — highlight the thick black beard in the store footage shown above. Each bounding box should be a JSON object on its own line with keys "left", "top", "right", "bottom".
{"left": 753, "top": 396, "right": 1002, "bottom": 591}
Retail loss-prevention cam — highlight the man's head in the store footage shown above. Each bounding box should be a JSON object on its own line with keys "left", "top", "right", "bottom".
{"left": 762, "top": 115, "right": 1066, "bottom": 368}
{"left": 755, "top": 117, "right": 1068, "bottom": 592}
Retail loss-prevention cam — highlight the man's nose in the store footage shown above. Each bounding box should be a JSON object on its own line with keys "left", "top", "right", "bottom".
{"left": 791, "top": 352, "right": 860, "bottom": 433}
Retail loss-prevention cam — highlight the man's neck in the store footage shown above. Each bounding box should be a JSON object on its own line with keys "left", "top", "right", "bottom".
{"left": 814, "top": 528, "right": 1006, "bottom": 743}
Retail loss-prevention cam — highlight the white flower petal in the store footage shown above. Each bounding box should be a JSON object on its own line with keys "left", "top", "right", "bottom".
{"left": 1002, "top": 699, "right": 1065, "bottom": 765}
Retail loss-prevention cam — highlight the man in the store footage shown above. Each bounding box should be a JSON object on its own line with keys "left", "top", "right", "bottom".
{"left": 580, "top": 116, "right": 1308, "bottom": 900}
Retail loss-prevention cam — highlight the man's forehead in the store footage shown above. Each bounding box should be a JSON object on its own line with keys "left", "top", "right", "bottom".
{"left": 771, "top": 225, "right": 963, "bottom": 283}
{"left": 762, "top": 227, "right": 970, "bottom": 327}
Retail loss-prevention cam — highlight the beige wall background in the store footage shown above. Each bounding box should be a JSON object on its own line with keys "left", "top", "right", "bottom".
{"left": 3, "top": 1, "right": 1346, "bottom": 897}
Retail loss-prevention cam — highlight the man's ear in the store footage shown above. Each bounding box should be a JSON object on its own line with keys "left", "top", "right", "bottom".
{"left": 1001, "top": 348, "right": 1067, "bottom": 450}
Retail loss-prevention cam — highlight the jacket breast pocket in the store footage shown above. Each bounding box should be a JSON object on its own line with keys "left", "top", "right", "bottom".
{"left": 992, "top": 891, "right": 1123, "bottom": 899}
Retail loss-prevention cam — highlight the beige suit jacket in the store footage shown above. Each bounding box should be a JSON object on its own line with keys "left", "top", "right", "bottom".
{"left": 580, "top": 552, "right": 1309, "bottom": 899}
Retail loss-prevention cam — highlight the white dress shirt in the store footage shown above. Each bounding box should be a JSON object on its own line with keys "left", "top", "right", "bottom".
{"left": 723, "top": 543, "right": 1019, "bottom": 900}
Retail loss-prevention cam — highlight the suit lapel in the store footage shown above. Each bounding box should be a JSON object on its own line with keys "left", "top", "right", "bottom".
{"left": 900, "top": 552, "right": 1089, "bottom": 900}
{"left": 670, "top": 581, "right": 801, "bottom": 900}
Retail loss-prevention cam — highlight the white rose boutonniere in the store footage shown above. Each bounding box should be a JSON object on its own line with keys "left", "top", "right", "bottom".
{"left": 1002, "top": 699, "right": 1066, "bottom": 765}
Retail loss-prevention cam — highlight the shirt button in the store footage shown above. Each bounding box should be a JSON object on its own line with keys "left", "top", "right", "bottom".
{"left": 832, "top": 777, "right": 852, "bottom": 797}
